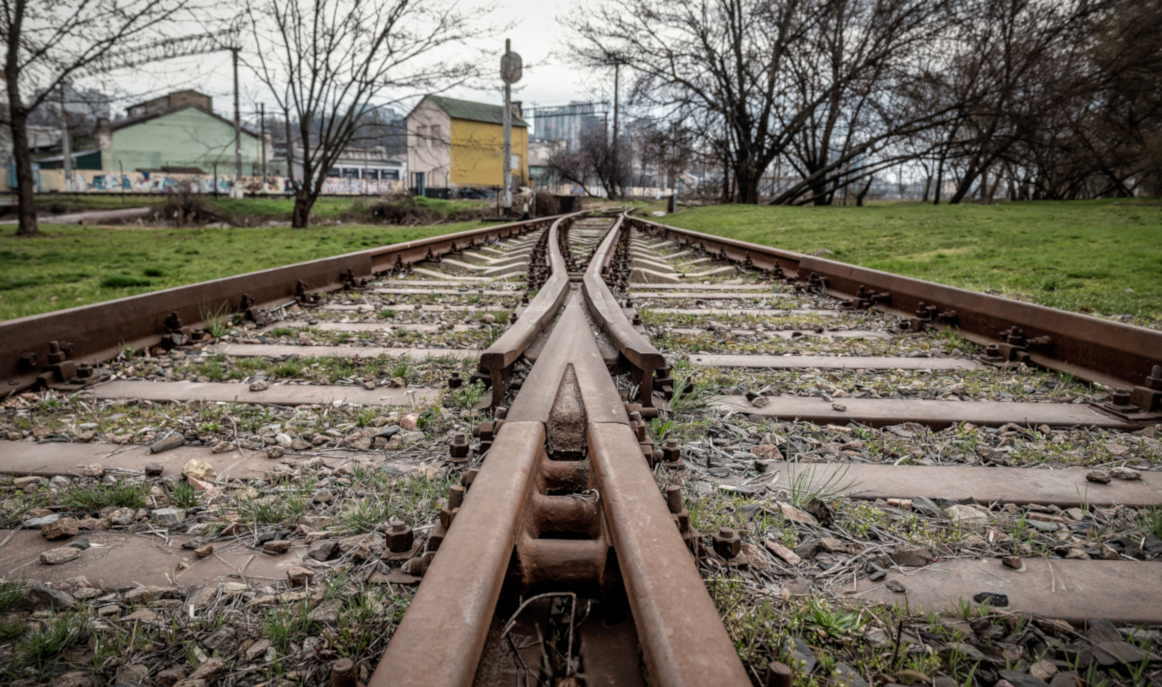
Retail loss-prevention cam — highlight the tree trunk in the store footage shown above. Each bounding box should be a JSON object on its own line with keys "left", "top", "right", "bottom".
{"left": 856, "top": 175, "right": 874, "bottom": 206}
{"left": 933, "top": 156, "right": 945, "bottom": 205}
{"left": 7, "top": 108, "right": 40, "bottom": 237}
{"left": 922, "top": 175, "right": 931, "bottom": 203}
{"left": 736, "top": 164, "right": 762, "bottom": 204}
{"left": 292, "top": 187, "right": 316, "bottom": 228}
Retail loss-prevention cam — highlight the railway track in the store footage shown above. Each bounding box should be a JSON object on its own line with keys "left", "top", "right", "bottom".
{"left": 0, "top": 210, "right": 1159, "bottom": 687}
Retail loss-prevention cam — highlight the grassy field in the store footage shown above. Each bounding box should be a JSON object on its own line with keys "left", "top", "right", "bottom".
{"left": 0, "top": 221, "right": 485, "bottom": 321}
{"left": 663, "top": 199, "right": 1162, "bottom": 323}
{"left": 13, "top": 194, "right": 491, "bottom": 224}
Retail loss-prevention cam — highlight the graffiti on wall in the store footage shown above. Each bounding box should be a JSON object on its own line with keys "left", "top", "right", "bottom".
{"left": 36, "top": 170, "right": 406, "bottom": 196}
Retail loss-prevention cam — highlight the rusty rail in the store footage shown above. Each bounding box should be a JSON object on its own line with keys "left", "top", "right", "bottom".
{"left": 0, "top": 215, "right": 558, "bottom": 393}
{"left": 626, "top": 215, "right": 1162, "bottom": 416}
{"left": 371, "top": 215, "right": 749, "bottom": 686}
{"left": 583, "top": 214, "right": 667, "bottom": 408}
{"left": 478, "top": 212, "right": 585, "bottom": 406}
{"left": 370, "top": 423, "right": 546, "bottom": 687}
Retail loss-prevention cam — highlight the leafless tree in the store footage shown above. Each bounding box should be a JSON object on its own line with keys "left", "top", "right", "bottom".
{"left": 1, "top": 0, "right": 194, "bottom": 236}
{"left": 567, "top": 0, "right": 957, "bottom": 204}
{"left": 244, "top": 0, "right": 496, "bottom": 227}
{"left": 546, "top": 122, "right": 629, "bottom": 198}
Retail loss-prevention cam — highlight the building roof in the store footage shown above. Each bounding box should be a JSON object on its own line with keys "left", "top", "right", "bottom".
{"left": 33, "top": 150, "right": 102, "bottom": 164}
{"left": 422, "top": 95, "right": 528, "bottom": 128}
{"left": 111, "top": 106, "right": 260, "bottom": 138}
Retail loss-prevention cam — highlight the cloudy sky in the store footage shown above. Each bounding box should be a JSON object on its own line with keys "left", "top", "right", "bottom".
{"left": 92, "top": 0, "right": 608, "bottom": 135}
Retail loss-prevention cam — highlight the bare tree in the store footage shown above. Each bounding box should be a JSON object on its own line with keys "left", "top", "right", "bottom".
{"left": 1, "top": 0, "right": 193, "bottom": 236}
{"left": 546, "top": 122, "right": 629, "bottom": 198}
{"left": 244, "top": 0, "right": 493, "bottom": 227}
{"left": 567, "top": 0, "right": 956, "bottom": 204}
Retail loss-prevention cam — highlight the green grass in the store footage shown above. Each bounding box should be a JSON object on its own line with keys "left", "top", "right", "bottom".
{"left": 26, "top": 194, "right": 490, "bottom": 222}
{"left": 0, "top": 220, "right": 485, "bottom": 321}
{"left": 662, "top": 199, "right": 1162, "bottom": 322}
{"left": 59, "top": 479, "right": 151, "bottom": 511}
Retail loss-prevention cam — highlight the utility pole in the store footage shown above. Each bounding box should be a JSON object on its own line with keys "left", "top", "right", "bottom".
{"left": 232, "top": 48, "right": 243, "bottom": 198}
{"left": 612, "top": 63, "right": 619, "bottom": 200}
{"left": 501, "top": 40, "right": 522, "bottom": 216}
{"left": 60, "top": 88, "right": 72, "bottom": 193}
{"left": 260, "top": 103, "right": 266, "bottom": 179}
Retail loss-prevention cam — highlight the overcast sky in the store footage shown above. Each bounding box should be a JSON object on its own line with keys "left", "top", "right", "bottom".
{"left": 93, "top": 0, "right": 607, "bottom": 135}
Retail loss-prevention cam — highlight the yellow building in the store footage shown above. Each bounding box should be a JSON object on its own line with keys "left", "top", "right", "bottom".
{"left": 405, "top": 95, "right": 529, "bottom": 190}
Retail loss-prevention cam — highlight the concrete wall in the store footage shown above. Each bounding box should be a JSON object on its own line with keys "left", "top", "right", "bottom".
{"left": 34, "top": 168, "right": 405, "bottom": 195}
{"left": 406, "top": 99, "right": 452, "bottom": 188}
{"left": 450, "top": 118, "right": 528, "bottom": 187}
{"left": 109, "top": 108, "right": 264, "bottom": 174}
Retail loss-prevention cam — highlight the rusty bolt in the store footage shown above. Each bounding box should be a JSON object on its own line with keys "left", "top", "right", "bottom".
{"left": 450, "top": 434, "right": 470, "bottom": 459}
{"left": 438, "top": 505, "right": 453, "bottom": 529}
{"left": 76, "top": 363, "right": 94, "bottom": 379}
{"left": 632, "top": 313, "right": 643, "bottom": 326}
{"left": 661, "top": 438, "right": 681, "bottom": 462}
{"left": 402, "top": 556, "right": 426, "bottom": 575}
{"left": 1146, "top": 365, "right": 1162, "bottom": 390}
{"left": 387, "top": 521, "right": 414, "bottom": 553}
{"left": 495, "top": 406, "right": 508, "bottom": 419}
{"left": 461, "top": 467, "right": 479, "bottom": 490}
{"left": 331, "top": 658, "right": 357, "bottom": 687}
{"left": 18, "top": 352, "right": 38, "bottom": 370}
{"left": 712, "top": 527, "right": 741, "bottom": 559}
{"left": 448, "top": 484, "right": 466, "bottom": 509}
{"left": 1112, "top": 389, "right": 1132, "bottom": 406}
{"left": 985, "top": 344, "right": 1001, "bottom": 357}
{"left": 766, "top": 661, "right": 793, "bottom": 687}
{"left": 665, "top": 485, "right": 683, "bottom": 514}
{"left": 448, "top": 372, "right": 463, "bottom": 388}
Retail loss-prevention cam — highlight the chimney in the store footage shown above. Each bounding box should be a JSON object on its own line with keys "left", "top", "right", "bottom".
{"left": 97, "top": 118, "right": 112, "bottom": 151}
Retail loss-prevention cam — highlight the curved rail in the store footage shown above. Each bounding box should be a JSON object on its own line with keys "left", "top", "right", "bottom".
{"left": 583, "top": 213, "right": 667, "bottom": 407}
{"left": 478, "top": 211, "right": 584, "bottom": 406}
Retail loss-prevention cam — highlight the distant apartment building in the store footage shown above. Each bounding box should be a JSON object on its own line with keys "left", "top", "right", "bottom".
{"left": 531, "top": 102, "right": 605, "bottom": 150}
{"left": 406, "top": 95, "right": 528, "bottom": 190}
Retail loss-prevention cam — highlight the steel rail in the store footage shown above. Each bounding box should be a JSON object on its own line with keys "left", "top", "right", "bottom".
{"left": 0, "top": 215, "right": 559, "bottom": 392}
{"left": 587, "top": 421, "right": 752, "bottom": 686}
{"left": 371, "top": 215, "right": 749, "bottom": 686}
{"left": 478, "top": 212, "right": 585, "bottom": 406}
{"left": 626, "top": 215, "right": 1162, "bottom": 409}
{"left": 583, "top": 214, "right": 667, "bottom": 407}
{"left": 367, "top": 423, "right": 546, "bottom": 687}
